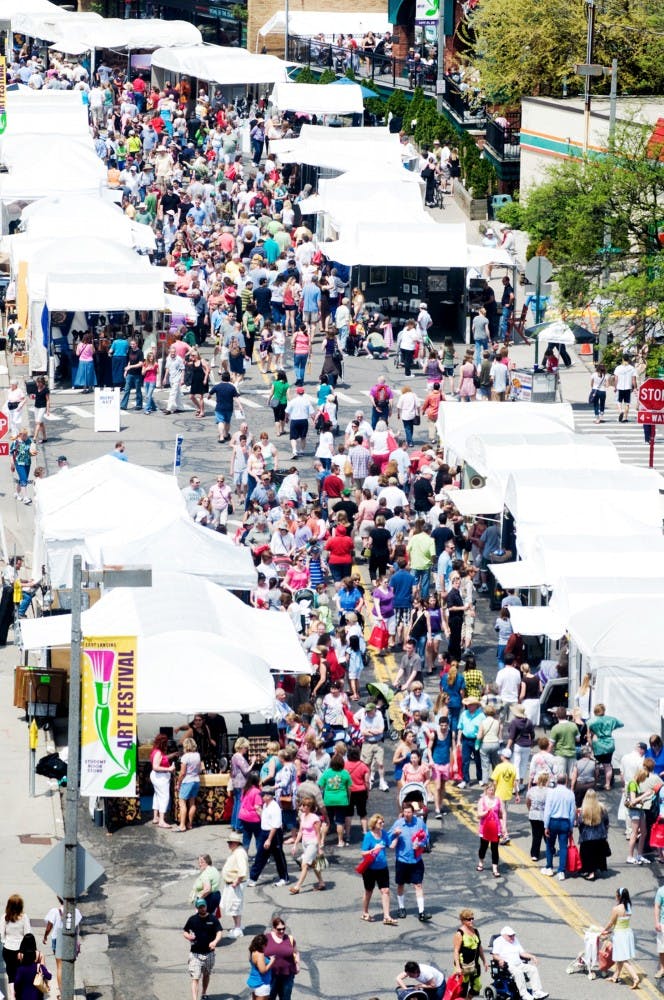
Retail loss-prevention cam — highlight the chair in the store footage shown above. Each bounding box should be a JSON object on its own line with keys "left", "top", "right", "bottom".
{"left": 491, "top": 194, "right": 513, "bottom": 214}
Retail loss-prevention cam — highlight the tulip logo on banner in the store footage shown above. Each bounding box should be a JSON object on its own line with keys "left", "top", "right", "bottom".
{"left": 0, "top": 57, "right": 6, "bottom": 136}
{"left": 81, "top": 637, "right": 137, "bottom": 796}
{"left": 416, "top": 0, "right": 439, "bottom": 19}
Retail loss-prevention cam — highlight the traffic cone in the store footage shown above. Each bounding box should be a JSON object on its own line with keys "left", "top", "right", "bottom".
{"left": 580, "top": 342, "right": 592, "bottom": 356}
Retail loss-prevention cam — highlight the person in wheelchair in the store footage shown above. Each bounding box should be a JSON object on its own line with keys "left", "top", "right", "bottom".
{"left": 491, "top": 927, "right": 549, "bottom": 1000}
{"left": 396, "top": 960, "right": 445, "bottom": 1000}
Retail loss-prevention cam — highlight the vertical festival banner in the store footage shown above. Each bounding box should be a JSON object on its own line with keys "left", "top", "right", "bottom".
{"left": 81, "top": 636, "right": 137, "bottom": 797}
{"left": 0, "top": 56, "right": 6, "bottom": 136}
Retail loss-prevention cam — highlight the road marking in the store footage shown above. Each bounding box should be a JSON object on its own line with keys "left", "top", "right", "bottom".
{"left": 63, "top": 406, "right": 94, "bottom": 419}
{"left": 335, "top": 391, "right": 361, "bottom": 405}
{"left": 445, "top": 786, "right": 658, "bottom": 995}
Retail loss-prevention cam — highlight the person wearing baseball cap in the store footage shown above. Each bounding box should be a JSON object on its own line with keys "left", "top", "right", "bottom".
{"left": 221, "top": 831, "right": 249, "bottom": 937}
{"left": 247, "top": 786, "right": 289, "bottom": 887}
{"left": 182, "top": 897, "right": 223, "bottom": 1000}
{"left": 492, "top": 927, "right": 548, "bottom": 1000}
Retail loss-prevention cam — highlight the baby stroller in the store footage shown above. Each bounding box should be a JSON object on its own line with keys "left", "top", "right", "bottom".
{"left": 566, "top": 927, "right": 613, "bottom": 981}
{"left": 293, "top": 587, "right": 317, "bottom": 634}
{"left": 396, "top": 989, "right": 430, "bottom": 1000}
{"left": 399, "top": 782, "right": 430, "bottom": 823}
{"left": 366, "top": 682, "right": 403, "bottom": 741}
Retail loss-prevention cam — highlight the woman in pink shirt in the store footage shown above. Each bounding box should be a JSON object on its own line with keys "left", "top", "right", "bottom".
{"left": 142, "top": 350, "right": 158, "bottom": 414}
{"left": 289, "top": 799, "right": 325, "bottom": 893}
{"left": 74, "top": 333, "right": 97, "bottom": 391}
{"left": 238, "top": 774, "right": 263, "bottom": 853}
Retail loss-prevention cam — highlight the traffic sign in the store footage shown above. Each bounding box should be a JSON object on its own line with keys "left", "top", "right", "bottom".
{"left": 638, "top": 411, "right": 664, "bottom": 425}
{"left": 638, "top": 378, "right": 664, "bottom": 411}
{"left": 33, "top": 841, "right": 104, "bottom": 897}
{"left": 524, "top": 256, "right": 553, "bottom": 285}
{"left": 0, "top": 412, "right": 8, "bottom": 439}
{"left": 0, "top": 443, "right": 8, "bottom": 457}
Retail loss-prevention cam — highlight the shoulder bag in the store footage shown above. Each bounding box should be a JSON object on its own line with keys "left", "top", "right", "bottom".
{"left": 33, "top": 966, "right": 51, "bottom": 996}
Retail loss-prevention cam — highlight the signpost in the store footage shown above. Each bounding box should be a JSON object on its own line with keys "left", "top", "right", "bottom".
{"left": 637, "top": 378, "right": 664, "bottom": 468}
{"left": 0, "top": 412, "right": 9, "bottom": 458}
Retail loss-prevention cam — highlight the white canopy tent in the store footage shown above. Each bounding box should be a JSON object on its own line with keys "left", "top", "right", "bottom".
{"left": 321, "top": 220, "right": 468, "bottom": 268}
{"left": 43, "top": 17, "right": 202, "bottom": 55}
{"left": 151, "top": 45, "right": 289, "bottom": 87}
{"left": 270, "top": 81, "right": 364, "bottom": 116}
{"left": 4, "top": 90, "right": 88, "bottom": 139}
{"left": 13, "top": 8, "right": 102, "bottom": 40}
{"left": 463, "top": 432, "right": 621, "bottom": 479}
{"left": 446, "top": 484, "right": 503, "bottom": 516}
{"left": 97, "top": 517, "right": 256, "bottom": 592}
{"left": 44, "top": 273, "right": 168, "bottom": 313}
{"left": 438, "top": 401, "right": 575, "bottom": 461}
{"left": 20, "top": 572, "right": 305, "bottom": 675}
{"left": 17, "top": 196, "right": 155, "bottom": 253}
{"left": 270, "top": 125, "right": 408, "bottom": 174}
{"left": 259, "top": 11, "right": 391, "bottom": 38}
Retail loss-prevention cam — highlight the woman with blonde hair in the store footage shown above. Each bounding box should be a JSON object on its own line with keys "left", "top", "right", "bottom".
{"left": 231, "top": 737, "right": 256, "bottom": 831}
{"left": 575, "top": 672, "right": 592, "bottom": 721}
{"left": 396, "top": 385, "right": 421, "bottom": 447}
{"left": 578, "top": 789, "right": 610, "bottom": 880}
{"left": 359, "top": 814, "right": 397, "bottom": 924}
{"left": 174, "top": 737, "right": 203, "bottom": 832}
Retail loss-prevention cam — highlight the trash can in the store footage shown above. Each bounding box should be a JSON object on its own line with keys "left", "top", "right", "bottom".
{"left": 531, "top": 369, "right": 558, "bottom": 402}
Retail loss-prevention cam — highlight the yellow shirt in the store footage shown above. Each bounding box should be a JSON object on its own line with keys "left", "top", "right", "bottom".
{"left": 491, "top": 761, "right": 517, "bottom": 802}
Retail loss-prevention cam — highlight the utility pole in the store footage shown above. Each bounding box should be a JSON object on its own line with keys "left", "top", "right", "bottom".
{"left": 284, "top": 0, "right": 289, "bottom": 62}
{"left": 436, "top": 0, "right": 445, "bottom": 113}
{"left": 602, "top": 59, "right": 618, "bottom": 285}
{"left": 61, "top": 556, "right": 82, "bottom": 1000}
{"left": 582, "top": 0, "right": 596, "bottom": 153}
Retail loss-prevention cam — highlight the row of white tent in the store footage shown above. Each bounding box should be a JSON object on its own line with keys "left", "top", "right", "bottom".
{"left": 269, "top": 125, "right": 513, "bottom": 271}
{"left": 436, "top": 401, "right": 664, "bottom": 756}
{"left": 19, "top": 457, "right": 310, "bottom": 717}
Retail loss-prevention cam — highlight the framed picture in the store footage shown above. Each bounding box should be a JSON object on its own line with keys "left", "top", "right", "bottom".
{"left": 369, "top": 266, "right": 387, "bottom": 285}
{"left": 403, "top": 267, "right": 418, "bottom": 280}
{"left": 428, "top": 273, "right": 448, "bottom": 292}
{"left": 403, "top": 283, "right": 410, "bottom": 294}
{"left": 411, "top": 284, "right": 419, "bottom": 296}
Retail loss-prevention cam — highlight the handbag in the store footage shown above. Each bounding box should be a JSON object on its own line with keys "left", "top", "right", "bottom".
{"left": 355, "top": 851, "right": 376, "bottom": 875}
{"left": 443, "top": 973, "right": 465, "bottom": 1000}
{"left": 368, "top": 622, "right": 389, "bottom": 650}
{"left": 413, "top": 412, "right": 421, "bottom": 425}
{"left": 650, "top": 817, "right": 664, "bottom": 848}
{"left": 33, "top": 966, "right": 50, "bottom": 996}
{"left": 268, "top": 393, "right": 279, "bottom": 409}
{"left": 566, "top": 837, "right": 582, "bottom": 873}
{"left": 460, "top": 959, "right": 477, "bottom": 975}
{"left": 482, "top": 809, "right": 500, "bottom": 842}
{"left": 588, "top": 388, "right": 597, "bottom": 405}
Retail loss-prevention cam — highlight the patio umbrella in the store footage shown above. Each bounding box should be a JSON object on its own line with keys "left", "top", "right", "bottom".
{"left": 525, "top": 319, "right": 596, "bottom": 344}
{"left": 329, "top": 77, "right": 377, "bottom": 99}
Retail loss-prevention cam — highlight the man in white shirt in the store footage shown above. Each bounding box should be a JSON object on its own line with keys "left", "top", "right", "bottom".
{"left": 397, "top": 961, "right": 445, "bottom": 1000}
{"left": 399, "top": 321, "right": 422, "bottom": 378}
{"left": 379, "top": 477, "right": 409, "bottom": 511}
{"left": 286, "top": 387, "right": 314, "bottom": 458}
{"left": 490, "top": 358, "right": 509, "bottom": 401}
{"left": 389, "top": 440, "right": 412, "bottom": 485}
{"left": 247, "top": 786, "right": 289, "bottom": 886}
{"left": 495, "top": 659, "right": 521, "bottom": 710}
{"left": 613, "top": 354, "right": 637, "bottom": 422}
{"left": 356, "top": 702, "right": 389, "bottom": 791}
{"left": 492, "top": 926, "right": 548, "bottom": 1000}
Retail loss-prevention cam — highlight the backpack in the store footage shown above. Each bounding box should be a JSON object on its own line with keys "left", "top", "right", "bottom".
{"left": 375, "top": 386, "right": 388, "bottom": 404}
{"left": 229, "top": 337, "right": 241, "bottom": 357}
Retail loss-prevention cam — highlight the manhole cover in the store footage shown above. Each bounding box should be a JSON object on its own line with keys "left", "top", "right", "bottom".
{"left": 19, "top": 835, "right": 53, "bottom": 845}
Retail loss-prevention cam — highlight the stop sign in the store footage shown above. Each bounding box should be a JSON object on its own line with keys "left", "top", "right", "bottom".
{"left": 638, "top": 378, "right": 664, "bottom": 411}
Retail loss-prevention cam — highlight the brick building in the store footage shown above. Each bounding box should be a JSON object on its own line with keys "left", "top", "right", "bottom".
{"left": 249, "top": 0, "right": 388, "bottom": 55}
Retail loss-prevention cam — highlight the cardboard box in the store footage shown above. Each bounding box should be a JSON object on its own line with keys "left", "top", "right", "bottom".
{"left": 14, "top": 666, "right": 67, "bottom": 708}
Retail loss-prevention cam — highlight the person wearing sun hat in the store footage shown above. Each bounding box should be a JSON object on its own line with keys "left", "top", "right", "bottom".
{"left": 221, "top": 831, "right": 249, "bottom": 938}
{"left": 457, "top": 696, "right": 486, "bottom": 789}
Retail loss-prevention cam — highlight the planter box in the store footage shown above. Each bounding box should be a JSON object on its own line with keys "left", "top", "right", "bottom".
{"left": 454, "top": 180, "right": 488, "bottom": 221}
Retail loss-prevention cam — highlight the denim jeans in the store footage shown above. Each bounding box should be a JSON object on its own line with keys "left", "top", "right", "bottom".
{"left": 402, "top": 418, "right": 415, "bottom": 446}
{"left": 461, "top": 734, "right": 482, "bottom": 783}
{"left": 413, "top": 568, "right": 431, "bottom": 600}
{"left": 250, "top": 828, "right": 288, "bottom": 882}
{"left": 293, "top": 353, "right": 308, "bottom": 383}
{"left": 545, "top": 817, "right": 571, "bottom": 872}
{"left": 474, "top": 338, "right": 488, "bottom": 368}
{"left": 230, "top": 790, "right": 243, "bottom": 830}
{"left": 121, "top": 372, "right": 143, "bottom": 409}
{"left": 143, "top": 380, "right": 156, "bottom": 412}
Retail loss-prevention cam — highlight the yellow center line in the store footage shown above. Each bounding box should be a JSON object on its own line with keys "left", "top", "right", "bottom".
{"left": 445, "top": 787, "right": 658, "bottom": 996}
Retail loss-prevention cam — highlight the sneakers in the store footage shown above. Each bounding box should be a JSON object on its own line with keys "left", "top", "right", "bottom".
{"left": 457, "top": 781, "right": 467, "bottom": 789}
{"left": 435, "top": 811, "right": 442, "bottom": 819}
{"left": 246, "top": 879, "right": 257, "bottom": 886}
{"left": 229, "top": 928, "right": 244, "bottom": 938}
{"left": 533, "top": 992, "right": 549, "bottom": 999}
{"left": 637, "top": 855, "right": 651, "bottom": 864}
{"left": 541, "top": 867, "right": 554, "bottom": 876}
{"left": 418, "top": 912, "right": 433, "bottom": 922}
{"left": 557, "top": 872, "right": 565, "bottom": 881}
{"left": 396, "top": 908, "right": 407, "bottom": 919}
{"left": 22, "top": 497, "right": 32, "bottom": 505}
{"left": 626, "top": 857, "right": 640, "bottom": 865}
{"left": 379, "top": 782, "right": 389, "bottom": 792}
{"left": 274, "top": 879, "right": 288, "bottom": 887}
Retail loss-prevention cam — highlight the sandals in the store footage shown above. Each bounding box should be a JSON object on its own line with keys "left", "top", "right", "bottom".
{"left": 313, "top": 883, "right": 326, "bottom": 891}
{"left": 288, "top": 887, "right": 300, "bottom": 895}
{"left": 383, "top": 917, "right": 398, "bottom": 926}
{"left": 493, "top": 868, "right": 501, "bottom": 878}
{"left": 476, "top": 863, "right": 484, "bottom": 871}
{"left": 361, "top": 913, "right": 374, "bottom": 922}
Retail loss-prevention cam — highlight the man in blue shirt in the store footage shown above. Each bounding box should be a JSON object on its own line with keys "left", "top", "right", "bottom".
{"left": 458, "top": 696, "right": 486, "bottom": 788}
{"left": 301, "top": 280, "right": 321, "bottom": 337}
{"left": 390, "top": 559, "right": 417, "bottom": 648}
{"left": 388, "top": 802, "right": 432, "bottom": 922}
{"left": 542, "top": 773, "right": 576, "bottom": 879}
{"left": 187, "top": 197, "right": 207, "bottom": 228}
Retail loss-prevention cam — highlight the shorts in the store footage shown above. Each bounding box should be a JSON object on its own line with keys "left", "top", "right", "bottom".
{"left": 382, "top": 615, "right": 397, "bottom": 636}
{"left": 394, "top": 608, "right": 411, "bottom": 629}
{"left": 33, "top": 406, "right": 46, "bottom": 424}
{"left": 361, "top": 742, "right": 385, "bottom": 770}
{"left": 234, "top": 470, "right": 248, "bottom": 487}
{"left": 657, "top": 931, "right": 664, "bottom": 954}
{"left": 330, "top": 806, "right": 348, "bottom": 826}
{"left": 443, "top": 365, "right": 454, "bottom": 376}
{"left": 617, "top": 389, "right": 632, "bottom": 403}
{"left": 628, "top": 808, "right": 644, "bottom": 821}
{"left": 215, "top": 410, "right": 232, "bottom": 425}
{"left": 284, "top": 303, "right": 297, "bottom": 312}
{"left": 595, "top": 751, "right": 613, "bottom": 764}
{"left": 188, "top": 951, "right": 215, "bottom": 979}
{"left": 289, "top": 418, "right": 308, "bottom": 441}
{"left": 254, "top": 987, "right": 271, "bottom": 997}
{"left": 303, "top": 310, "right": 320, "bottom": 324}
{"left": 179, "top": 780, "right": 200, "bottom": 800}
{"left": 349, "top": 663, "right": 365, "bottom": 681}
{"left": 300, "top": 841, "right": 320, "bottom": 866}
{"left": 395, "top": 858, "right": 425, "bottom": 886}
{"left": 362, "top": 866, "right": 390, "bottom": 891}
{"left": 221, "top": 882, "right": 244, "bottom": 916}
{"left": 431, "top": 762, "right": 450, "bottom": 781}
{"left": 349, "top": 790, "right": 368, "bottom": 818}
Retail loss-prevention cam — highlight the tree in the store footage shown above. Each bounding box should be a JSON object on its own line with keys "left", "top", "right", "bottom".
{"left": 468, "top": 0, "right": 664, "bottom": 104}
{"left": 521, "top": 124, "right": 664, "bottom": 331}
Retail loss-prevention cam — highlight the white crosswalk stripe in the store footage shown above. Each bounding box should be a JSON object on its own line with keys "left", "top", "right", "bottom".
{"left": 573, "top": 406, "right": 664, "bottom": 471}
{"left": 335, "top": 391, "right": 362, "bottom": 405}
{"left": 63, "top": 406, "right": 94, "bottom": 419}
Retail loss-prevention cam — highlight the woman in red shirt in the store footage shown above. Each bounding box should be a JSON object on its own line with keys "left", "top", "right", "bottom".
{"left": 345, "top": 744, "right": 370, "bottom": 842}
{"left": 324, "top": 524, "right": 354, "bottom": 583}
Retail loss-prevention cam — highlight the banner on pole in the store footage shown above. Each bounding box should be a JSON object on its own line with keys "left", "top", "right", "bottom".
{"left": 81, "top": 636, "right": 137, "bottom": 797}
{"left": 0, "top": 57, "right": 6, "bottom": 136}
{"left": 415, "top": 0, "right": 439, "bottom": 20}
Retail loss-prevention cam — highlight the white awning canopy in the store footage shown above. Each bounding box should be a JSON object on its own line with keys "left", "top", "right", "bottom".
{"left": 270, "top": 81, "right": 364, "bottom": 116}
{"left": 507, "top": 605, "right": 566, "bottom": 640}
{"left": 46, "top": 17, "right": 201, "bottom": 54}
{"left": 447, "top": 484, "right": 503, "bottom": 516}
{"left": 463, "top": 431, "right": 621, "bottom": 479}
{"left": 271, "top": 125, "right": 408, "bottom": 173}
{"left": 438, "top": 401, "right": 576, "bottom": 462}
{"left": 45, "top": 273, "right": 167, "bottom": 312}
{"left": 20, "top": 572, "right": 306, "bottom": 675}
{"left": 259, "top": 11, "right": 391, "bottom": 37}
{"left": 151, "top": 45, "right": 289, "bottom": 86}
{"left": 321, "top": 220, "right": 468, "bottom": 268}
{"left": 490, "top": 560, "right": 542, "bottom": 589}
{"left": 163, "top": 293, "right": 197, "bottom": 321}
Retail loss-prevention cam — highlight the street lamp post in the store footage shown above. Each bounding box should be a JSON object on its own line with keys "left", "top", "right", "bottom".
{"left": 61, "top": 557, "right": 152, "bottom": 1000}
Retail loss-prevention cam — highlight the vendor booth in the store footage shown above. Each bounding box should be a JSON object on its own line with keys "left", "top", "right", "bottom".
{"left": 151, "top": 44, "right": 288, "bottom": 107}
{"left": 270, "top": 81, "right": 364, "bottom": 119}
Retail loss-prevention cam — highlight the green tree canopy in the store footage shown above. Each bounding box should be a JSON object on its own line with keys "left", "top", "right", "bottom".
{"left": 468, "top": 0, "right": 664, "bottom": 104}
{"left": 520, "top": 124, "right": 664, "bottom": 329}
